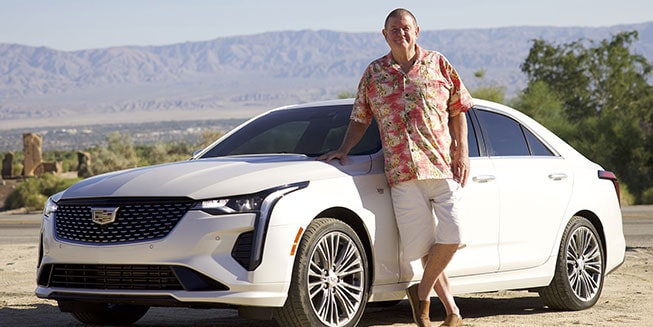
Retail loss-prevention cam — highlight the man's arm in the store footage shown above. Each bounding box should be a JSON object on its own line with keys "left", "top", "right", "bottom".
{"left": 317, "top": 120, "right": 369, "bottom": 164}
{"left": 449, "top": 112, "right": 470, "bottom": 187}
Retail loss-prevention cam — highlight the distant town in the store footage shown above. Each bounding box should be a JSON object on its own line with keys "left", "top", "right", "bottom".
{"left": 0, "top": 118, "right": 245, "bottom": 152}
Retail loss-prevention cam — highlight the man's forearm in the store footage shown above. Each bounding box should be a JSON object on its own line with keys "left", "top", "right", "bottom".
{"left": 450, "top": 113, "right": 468, "bottom": 156}
{"left": 339, "top": 120, "right": 369, "bottom": 153}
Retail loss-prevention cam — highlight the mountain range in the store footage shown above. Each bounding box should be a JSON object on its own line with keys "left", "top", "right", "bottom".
{"left": 1, "top": 22, "right": 652, "bottom": 130}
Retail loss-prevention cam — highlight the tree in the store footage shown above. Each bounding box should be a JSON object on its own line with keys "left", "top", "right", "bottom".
{"left": 470, "top": 69, "right": 506, "bottom": 103}
{"left": 338, "top": 91, "right": 356, "bottom": 99}
{"left": 511, "top": 81, "right": 573, "bottom": 141}
{"left": 471, "top": 86, "right": 506, "bottom": 104}
{"left": 91, "top": 132, "right": 138, "bottom": 175}
{"left": 519, "top": 31, "right": 653, "bottom": 202}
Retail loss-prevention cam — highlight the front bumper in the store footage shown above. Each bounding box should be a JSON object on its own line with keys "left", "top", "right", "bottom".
{"left": 36, "top": 209, "right": 299, "bottom": 307}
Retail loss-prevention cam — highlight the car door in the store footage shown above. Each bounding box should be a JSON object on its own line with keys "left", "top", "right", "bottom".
{"left": 446, "top": 110, "right": 501, "bottom": 276}
{"left": 475, "top": 108, "right": 574, "bottom": 271}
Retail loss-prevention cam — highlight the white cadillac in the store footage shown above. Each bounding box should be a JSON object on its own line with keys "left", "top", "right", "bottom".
{"left": 36, "top": 99, "right": 626, "bottom": 327}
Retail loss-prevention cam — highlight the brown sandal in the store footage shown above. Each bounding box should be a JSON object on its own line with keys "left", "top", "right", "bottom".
{"left": 439, "top": 313, "right": 463, "bottom": 327}
{"left": 406, "top": 284, "right": 432, "bottom": 326}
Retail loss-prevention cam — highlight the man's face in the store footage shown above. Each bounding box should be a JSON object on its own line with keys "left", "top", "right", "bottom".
{"left": 382, "top": 14, "right": 419, "bottom": 52}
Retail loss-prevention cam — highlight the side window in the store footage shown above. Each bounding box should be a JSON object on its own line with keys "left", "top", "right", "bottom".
{"left": 351, "top": 120, "right": 382, "bottom": 155}
{"left": 524, "top": 128, "right": 554, "bottom": 156}
{"left": 477, "top": 110, "right": 530, "bottom": 156}
{"left": 476, "top": 110, "right": 554, "bottom": 157}
{"left": 466, "top": 113, "right": 480, "bottom": 158}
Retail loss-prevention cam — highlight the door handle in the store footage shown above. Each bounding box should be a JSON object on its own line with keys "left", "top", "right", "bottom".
{"left": 472, "top": 175, "right": 496, "bottom": 183}
{"left": 548, "top": 173, "right": 568, "bottom": 181}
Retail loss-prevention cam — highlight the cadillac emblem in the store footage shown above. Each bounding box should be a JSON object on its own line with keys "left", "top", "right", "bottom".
{"left": 91, "top": 207, "right": 119, "bottom": 225}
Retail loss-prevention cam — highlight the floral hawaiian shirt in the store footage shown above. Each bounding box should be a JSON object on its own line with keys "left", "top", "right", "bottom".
{"left": 351, "top": 45, "right": 474, "bottom": 187}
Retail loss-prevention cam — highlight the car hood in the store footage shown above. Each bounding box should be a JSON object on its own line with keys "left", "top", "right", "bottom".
{"left": 60, "top": 155, "right": 363, "bottom": 200}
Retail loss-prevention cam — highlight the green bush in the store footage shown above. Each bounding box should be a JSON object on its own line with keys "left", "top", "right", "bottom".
{"left": 90, "top": 132, "right": 138, "bottom": 175}
{"left": 13, "top": 162, "right": 23, "bottom": 177}
{"left": 3, "top": 174, "right": 81, "bottom": 211}
{"left": 619, "top": 183, "right": 636, "bottom": 206}
{"left": 43, "top": 150, "right": 78, "bottom": 172}
{"left": 641, "top": 187, "right": 653, "bottom": 204}
{"left": 136, "top": 142, "right": 194, "bottom": 166}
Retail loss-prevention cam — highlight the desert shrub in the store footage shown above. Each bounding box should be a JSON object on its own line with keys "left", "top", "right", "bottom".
{"left": 199, "top": 130, "right": 225, "bottom": 150}
{"left": 13, "top": 162, "right": 24, "bottom": 177}
{"left": 90, "top": 132, "right": 138, "bottom": 175}
{"left": 137, "top": 143, "right": 168, "bottom": 166}
{"left": 136, "top": 142, "right": 194, "bottom": 166}
{"left": 43, "top": 150, "right": 78, "bottom": 172}
{"left": 641, "top": 187, "right": 653, "bottom": 204}
{"left": 3, "top": 174, "right": 81, "bottom": 211}
{"left": 619, "top": 183, "right": 635, "bottom": 206}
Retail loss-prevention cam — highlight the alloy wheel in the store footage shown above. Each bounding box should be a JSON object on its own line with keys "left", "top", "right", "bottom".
{"left": 307, "top": 231, "right": 365, "bottom": 326}
{"left": 566, "top": 225, "right": 603, "bottom": 301}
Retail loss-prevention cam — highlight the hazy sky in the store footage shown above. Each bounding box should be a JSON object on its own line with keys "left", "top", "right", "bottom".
{"left": 1, "top": 0, "right": 651, "bottom": 51}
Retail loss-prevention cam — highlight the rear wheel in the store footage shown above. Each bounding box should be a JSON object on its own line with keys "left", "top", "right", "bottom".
{"left": 276, "top": 218, "right": 369, "bottom": 327}
{"left": 539, "top": 216, "right": 605, "bottom": 310}
{"left": 66, "top": 302, "right": 149, "bottom": 325}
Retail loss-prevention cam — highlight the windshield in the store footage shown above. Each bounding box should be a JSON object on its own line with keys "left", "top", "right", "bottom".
{"left": 200, "top": 104, "right": 381, "bottom": 158}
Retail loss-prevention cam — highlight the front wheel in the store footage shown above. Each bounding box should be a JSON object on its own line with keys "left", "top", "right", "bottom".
{"left": 539, "top": 216, "right": 605, "bottom": 310}
{"left": 276, "top": 218, "right": 369, "bottom": 327}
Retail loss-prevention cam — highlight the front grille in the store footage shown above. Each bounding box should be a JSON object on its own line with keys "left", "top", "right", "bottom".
{"left": 54, "top": 198, "right": 193, "bottom": 244}
{"left": 39, "top": 264, "right": 229, "bottom": 291}
{"left": 45, "top": 264, "right": 184, "bottom": 290}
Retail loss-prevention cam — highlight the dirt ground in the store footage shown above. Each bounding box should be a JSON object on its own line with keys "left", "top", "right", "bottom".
{"left": 0, "top": 241, "right": 651, "bottom": 327}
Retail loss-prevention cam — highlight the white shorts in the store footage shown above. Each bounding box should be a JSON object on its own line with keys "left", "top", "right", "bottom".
{"left": 391, "top": 179, "right": 463, "bottom": 261}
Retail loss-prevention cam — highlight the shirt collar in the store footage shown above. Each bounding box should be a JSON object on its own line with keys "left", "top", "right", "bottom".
{"left": 383, "top": 44, "right": 424, "bottom": 68}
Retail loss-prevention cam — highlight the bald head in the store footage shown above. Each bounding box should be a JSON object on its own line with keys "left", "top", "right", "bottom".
{"left": 384, "top": 8, "right": 418, "bottom": 29}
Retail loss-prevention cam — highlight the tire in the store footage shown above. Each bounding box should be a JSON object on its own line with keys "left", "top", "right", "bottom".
{"left": 276, "top": 218, "right": 369, "bottom": 327}
{"left": 539, "top": 216, "right": 605, "bottom": 310}
{"left": 69, "top": 302, "right": 150, "bottom": 325}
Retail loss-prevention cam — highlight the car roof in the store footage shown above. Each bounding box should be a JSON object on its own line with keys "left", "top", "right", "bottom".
{"left": 277, "top": 98, "right": 590, "bottom": 161}
{"left": 272, "top": 98, "right": 355, "bottom": 112}
{"left": 275, "top": 98, "right": 509, "bottom": 113}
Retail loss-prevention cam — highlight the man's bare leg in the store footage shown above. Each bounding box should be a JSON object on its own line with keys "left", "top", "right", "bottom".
{"left": 418, "top": 243, "right": 458, "bottom": 301}
{"left": 408, "top": 244, "right": 459, "bottom": 326}
{"left": 433, "top": 272, "right": 460, "bottom": 316}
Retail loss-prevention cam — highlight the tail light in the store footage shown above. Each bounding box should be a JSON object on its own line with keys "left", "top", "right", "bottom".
{"left": 598, "top": 170, "right": 620, "bottom": 206}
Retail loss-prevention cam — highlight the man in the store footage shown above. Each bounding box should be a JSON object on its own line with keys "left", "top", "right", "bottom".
{"left": 319, "top": 8, "right": 473, "bottom": 327}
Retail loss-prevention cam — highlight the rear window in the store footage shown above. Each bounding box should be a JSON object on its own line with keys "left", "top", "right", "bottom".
{"left": 476, "top": 109, "right": 554, "bottom": 157}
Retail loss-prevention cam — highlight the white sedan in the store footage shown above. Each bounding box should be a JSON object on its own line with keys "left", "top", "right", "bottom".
{"left": 36, "top": 98, "right": 626, "bottom": 327}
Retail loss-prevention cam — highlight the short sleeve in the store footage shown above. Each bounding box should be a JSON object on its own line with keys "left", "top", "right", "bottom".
{"left": 440, "top": 55, "right": 474, "bottom": 117}
{"left": 351, "top": 66, "right": 374, "bottom": 125}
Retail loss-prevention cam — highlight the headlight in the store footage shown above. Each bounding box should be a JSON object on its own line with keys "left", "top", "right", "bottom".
{"left": 193, "top": 194, "right": 266, "bottom": 215}
{"left": 191, "top": 182, "right": 309, "bottom": 215}
{"left": 43, "top": 197, "right": 58, "bottom": 218}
